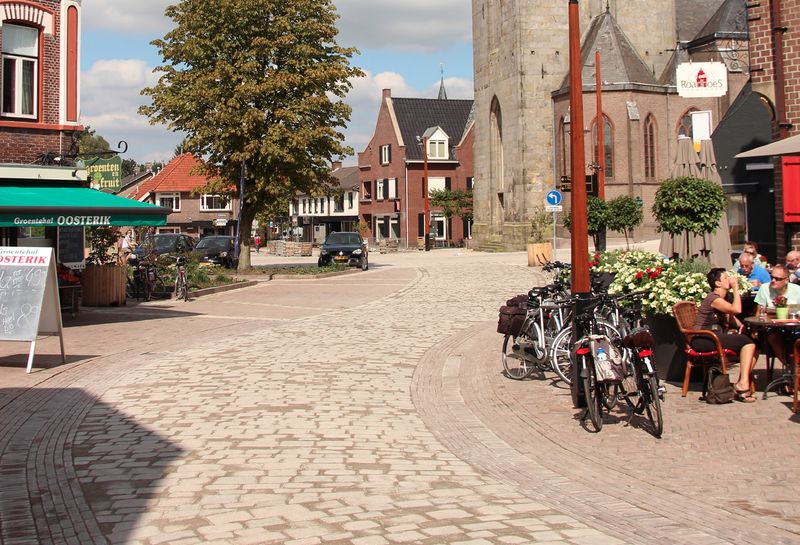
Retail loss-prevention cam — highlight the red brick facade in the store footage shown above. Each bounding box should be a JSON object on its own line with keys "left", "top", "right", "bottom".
{"left": 0, "top": 0, "right": 82, "bottom": 164}
{"left": 746, "top": 0, "right": 800, "bottom": 254}
{"left": 358, "top": 89, "right": 474, "bottom": 248}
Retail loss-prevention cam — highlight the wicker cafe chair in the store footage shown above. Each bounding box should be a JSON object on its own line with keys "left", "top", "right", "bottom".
{"left": 793, "top": 339, "right": 800, "bottom": 414}
{"left": 673, "top": 301, "right": 737, "bottom": 397}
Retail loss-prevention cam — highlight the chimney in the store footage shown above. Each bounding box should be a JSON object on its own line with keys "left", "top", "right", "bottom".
{"left": 331, "top": 160, "right": 342, "bottom": 171}
{"left": 382, "top": 88, "right": 391, "bottom": 99}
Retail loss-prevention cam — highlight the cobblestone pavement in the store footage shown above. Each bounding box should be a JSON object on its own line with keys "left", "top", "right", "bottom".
{"left": 0, "top": 249, "right": 797, "bottom": 544}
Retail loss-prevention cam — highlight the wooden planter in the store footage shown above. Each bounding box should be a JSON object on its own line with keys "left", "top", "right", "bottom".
{"left": 527, "top": 242, "right": 552, "bottom": 267}
{"left": 81, "top": 265, "right": 127, "bottom": 306}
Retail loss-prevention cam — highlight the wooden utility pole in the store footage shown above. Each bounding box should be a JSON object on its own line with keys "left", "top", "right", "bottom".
{"left": 596, "top": 50, "right": 605, "bottom": 200}
{"left": 569, "top": 0, "right": 589, "bottom": 293}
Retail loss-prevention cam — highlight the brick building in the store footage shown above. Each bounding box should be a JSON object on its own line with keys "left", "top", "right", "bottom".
{"left": 289, "top": 162, "right": 360, "bottom": 244}
{"left": 133, "top": 154, "right": 239, "bottom": 238}
{"left": 472, "top": 0, "right": 762, "bottom": 253}
{"left": 737, "top": 0, "right": 800, "bottom": 258}
{"left": 358, "top": 87, "right": 474, "bottom": 249}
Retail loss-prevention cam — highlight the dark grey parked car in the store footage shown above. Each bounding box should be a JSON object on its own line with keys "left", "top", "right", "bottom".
{"left": 195, "top": 236, "right": 238, "bottom": 268}
{"left": 318, "top": 232, "right": 368, "bottom": 270}
{"left": 133, "top": 233, "right": 196, "bottom": 258}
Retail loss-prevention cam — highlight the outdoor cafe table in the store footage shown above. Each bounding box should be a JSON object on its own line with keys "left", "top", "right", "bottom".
{"left": 743, "top": 315, "right": 799, "bottom": 411}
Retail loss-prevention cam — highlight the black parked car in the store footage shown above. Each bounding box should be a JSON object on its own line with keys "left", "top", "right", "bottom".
{"left": 133, "top": 233, "right": 196, "bottom": 259}
{"left": 318, "top": 232, "right": 368, "bottom": 270}
{"left": 195, "top": 236, "right": 238, "bottom": 268}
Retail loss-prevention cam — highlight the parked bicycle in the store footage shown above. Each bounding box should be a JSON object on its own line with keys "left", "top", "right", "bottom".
{"left": 174, "top": 255, "right": 189, "bottom": 301}
{"left": 126, "top": 254, "right": 164, "bottom": 302}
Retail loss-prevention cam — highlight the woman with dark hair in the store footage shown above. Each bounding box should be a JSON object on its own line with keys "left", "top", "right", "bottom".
{"left": 694, "top": 267, "right": 758, "bottom": 402}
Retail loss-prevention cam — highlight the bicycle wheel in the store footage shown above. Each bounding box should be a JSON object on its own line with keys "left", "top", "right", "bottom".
{"left": 581, "top": 357, "right": 603, "bottom": 432}
{"left": 644, "top": 375, "right": 664, "bottom": 438}
{"left": 502, "top": 331, "right": 538, "bottom": 380}
{"left": 619, "top": 351, "right": 645, "bottom": 414}
{"left": 550, "top": 326, "right": 573, "bottom": 384}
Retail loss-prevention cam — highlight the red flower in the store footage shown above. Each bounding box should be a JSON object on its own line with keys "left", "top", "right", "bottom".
{"left": 636, "top": 271, "right": 644, "bottom": 280}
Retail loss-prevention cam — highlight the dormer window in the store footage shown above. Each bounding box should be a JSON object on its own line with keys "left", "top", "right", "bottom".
{"left": 2, "top": 24, "right": 39, "bottom": 118}
{"left": 428, "top": 140, "right": 447, "bottom": 159}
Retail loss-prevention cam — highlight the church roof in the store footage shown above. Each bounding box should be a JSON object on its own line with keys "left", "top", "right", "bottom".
{"left": 675, "top": 0, "right": 726, "bottom": 43}
{"left": 558, "top": 9, "right": 657, "bottom": 93}
{"left": 688, "top": 0, "right": 748, "bottom": 48}
{"left": 391, "top": 98, "right": 473, "bottom": 161}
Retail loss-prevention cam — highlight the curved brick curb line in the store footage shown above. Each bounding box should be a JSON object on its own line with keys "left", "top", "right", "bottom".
{"left": 188, "top": 279, "right": 259, "bottom": 298}
{"left": 413, "top": 322, "right": 800, "bottom": 545}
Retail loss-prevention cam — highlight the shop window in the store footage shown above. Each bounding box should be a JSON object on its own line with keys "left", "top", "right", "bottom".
{"left": 1, "top": 24, "right": 38, "bottom": 118}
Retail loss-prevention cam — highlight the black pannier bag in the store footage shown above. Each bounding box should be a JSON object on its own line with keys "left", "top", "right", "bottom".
{"left": 497, "top": 294, "right": 528, "bottom": 336}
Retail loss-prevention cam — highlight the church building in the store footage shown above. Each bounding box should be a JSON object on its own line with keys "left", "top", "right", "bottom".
{"left": 472, "top": 0, "right": 773, "bottom": 256}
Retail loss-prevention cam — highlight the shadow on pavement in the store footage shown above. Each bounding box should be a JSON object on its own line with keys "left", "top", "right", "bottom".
{"left": 0, "top": 388, "right": 183, "bottom": 544}
{"left": 61, "top": 306, "right": 201, "bottom": 327}
{"left": 0, "top": 353, "right": 98, "bottom": 370}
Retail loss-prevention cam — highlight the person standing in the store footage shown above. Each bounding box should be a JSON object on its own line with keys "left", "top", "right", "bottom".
{"left": 117, "top": 229, "right": 135, "bottom": 264}
{"left": 254, "top": 233, "right": 261, "bottom": 253}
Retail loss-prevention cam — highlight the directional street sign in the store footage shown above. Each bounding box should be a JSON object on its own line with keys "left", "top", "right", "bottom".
{"left": 546, "top": 190, "right": 563, "bottom": 206}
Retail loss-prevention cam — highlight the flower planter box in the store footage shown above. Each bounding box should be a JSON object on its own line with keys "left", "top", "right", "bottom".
{"left": 646, "top": 312, "right": 704, "bottom": 384}
{"left": 81, "top": 265, "right": 127, "bottom": 306}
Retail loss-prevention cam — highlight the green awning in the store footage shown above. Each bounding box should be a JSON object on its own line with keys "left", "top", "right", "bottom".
{"left": 0, "top": 184, "right": 170, "bottom": 226}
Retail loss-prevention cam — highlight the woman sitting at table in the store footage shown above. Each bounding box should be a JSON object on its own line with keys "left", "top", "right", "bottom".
{"left": 754, "top": 263, "right": 800, "bottom": 369}
{"left": 695, "top": 268, "right": 758, "bottom": 402}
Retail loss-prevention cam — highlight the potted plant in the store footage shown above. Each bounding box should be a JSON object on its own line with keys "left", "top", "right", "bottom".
{"left": 605, "top": 195, "right": 643, "bottom": 249}
{"left": 81, "top": 226, "right": 127, "bottom": 306}
{"left": 774, "top": 295, "right": 789, "bottom": 319}
{"left": 527, "top": 204, "right": 553, "bottom": 266}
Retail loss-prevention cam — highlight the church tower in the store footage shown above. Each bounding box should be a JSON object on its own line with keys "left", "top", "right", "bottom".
{"left": 471, "top": 0, "right": 676, "bottom": 250}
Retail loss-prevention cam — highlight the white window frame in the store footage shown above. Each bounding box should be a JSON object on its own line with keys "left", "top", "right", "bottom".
{"left": 376, "top": 179, "right": 385, "bottom": 200}
{"left": 427, "top": 140, "right": 447, "bottom": 160}
{"left": 200, "top": 193, "right": 231, "bottom": 211}
{"left": 380, "top": 144, "right": 391, "bottom": 165}
{"left": 388, "top": 178, "right": 398, "bottom": 199}
{"left": 431, "top": 214, "right": 446, "bottom": 240}
{"left": 427, "top": 176, "right": 446, "bottom": 196}
{"left": 1, "top": 24, "right": 39, "bottom": 119}
{"left": 157, "top": 227, "right": 179, "bottom": 234}
{"left": 157, "top": 192, "right": 181, "bottom": 212}
{"left": 347, "top": 191, "right": 354, "bottom": 209}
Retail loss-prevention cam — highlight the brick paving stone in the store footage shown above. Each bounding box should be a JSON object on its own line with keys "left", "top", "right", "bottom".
{"left": 4, "top": 249, "right": 794, "bottom": 545}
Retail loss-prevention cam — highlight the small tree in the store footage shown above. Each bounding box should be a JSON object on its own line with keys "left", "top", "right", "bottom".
{"left": 528, "top": 204, "right": 552, "bottom": 243}
{"left": 606, "top": 195, "right": 643, "bottom": 249}
{"left": 86, "top": 227, "right": 121, "bottom": 266}
{"left": 652, "top": 176, "right": 725, "bottom": 259}
{"left": 563, "top": 196, "right": 608, "bottom": 251}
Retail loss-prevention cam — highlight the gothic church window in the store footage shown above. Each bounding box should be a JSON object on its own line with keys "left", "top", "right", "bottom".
{"left": 677, "top": 108, "right": 697, "bottom": 138}
{"left": 490, "top": 96, "right": 504, "bottom": 192}
{"left": 644, "top": 115, "right": 656, "bottom": 179}
{"left": 592, "top": 115, "right": 613, "bottom": 179}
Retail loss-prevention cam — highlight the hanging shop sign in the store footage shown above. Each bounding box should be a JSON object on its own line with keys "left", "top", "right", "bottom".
{"left": 675, "top": 62, "right": 728, "bottom": 98}
{"left": 84, "top": 156, "right": 123, "bottom": 193}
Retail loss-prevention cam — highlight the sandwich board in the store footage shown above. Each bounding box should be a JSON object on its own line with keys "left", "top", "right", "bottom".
{"left": 0, "top": 247, "right": 66, "bottom": 372}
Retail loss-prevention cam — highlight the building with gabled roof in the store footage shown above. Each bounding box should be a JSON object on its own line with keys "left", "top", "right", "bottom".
{"left": 135, "top": 154, "right": 239, "bottom": 238}
{"left": 289, "top": 162, "right": 361, "bottom": 243}
{"left": 358, "top": 86, "right": 474, "bottom": 249}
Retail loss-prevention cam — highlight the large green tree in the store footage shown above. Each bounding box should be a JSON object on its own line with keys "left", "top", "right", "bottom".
{"left": 140, "top": 0, "right": 362, "bottom": 269}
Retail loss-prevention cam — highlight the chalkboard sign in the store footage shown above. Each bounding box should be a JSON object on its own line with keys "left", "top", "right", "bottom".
{"left": 57, "top": 226, "right": 85, "bottom": 269}
{"left": 0, "top": 247, "right": 65, "bottom": 372}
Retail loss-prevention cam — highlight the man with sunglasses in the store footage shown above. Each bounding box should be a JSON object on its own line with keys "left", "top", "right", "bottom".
{"left": 754, "top": 264, "right": 800, "bottom": 366}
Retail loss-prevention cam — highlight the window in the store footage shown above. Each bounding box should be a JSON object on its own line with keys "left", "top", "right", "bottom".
{"left": 380, "top": 144, "right": 391, "bottom": 165}
{"left": 334, "top": 194, "right": 344, "bottom": 212}
{"left": 376, "top": 179, "right": 385, "bottom": 200}
{"left": 314, "top": 199, "right": 318, "bottom": 213}
{"left": 677, "top": 108, "right": 697, "bottom": 137}
{"left": 361, "top": 181, "right": 371, "bottom": 200}
{"left": 388, "top": 178, "right": 398, "bottom": 199}
{"left": 428, "top": 140, "right": 447, "bottom": 159}
{"left": 466, "top": 177, "right": 474, "bottom": 191}
{"left": 592, "top": 115, "right": 614, "bottom": 178}
{"left": 302, "top": 199, "right": 307, "bottom": 213}
{"left": 157, "top": 227, "right": 179, "bottom": 234}
{"left": 320, "top": 198, "right": 325, "bottom": 214}
{"left": 428, "top": 177, "right": 446, "bottom": 195}
{"left": 157, "top": 192, "right": 181, "bottom": 211}
{"left": 644, "top": 115, "right": 656, "bottom": 178}
{"left": 431, "top": 214, "right": 446, "bottom": 240}
{"left": 560, "top": 116, "right": 571, "bottom": 178}
{"left": 2, "top": 24, "right": 38, "bottom": 118}
{"left": 348, "top": 191, "right": 354, "bottom": 209}
{"left": 201, "top": 194, "right": 230, "bottom": 210}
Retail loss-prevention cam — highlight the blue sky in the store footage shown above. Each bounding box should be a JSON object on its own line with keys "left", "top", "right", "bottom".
{"left": 80, "top": 1, "right": 474, "bottom": 165}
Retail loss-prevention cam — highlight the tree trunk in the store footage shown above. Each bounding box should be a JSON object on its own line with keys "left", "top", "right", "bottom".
{"left": 237, "top": 202, "right": 256, "bottom": 271}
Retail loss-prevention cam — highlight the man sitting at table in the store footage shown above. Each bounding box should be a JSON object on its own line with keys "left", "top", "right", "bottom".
{"left": 754, "top": 264, "right": 800, "bottom": 367}
{"left": 738, "top": 252, "right": 770, "bottom": 291}
{"left": 786, "top": 250, "right": 800, "bottom": 284}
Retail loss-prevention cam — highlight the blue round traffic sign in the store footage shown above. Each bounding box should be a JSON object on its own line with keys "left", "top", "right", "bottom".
{"left": 546, "top": 190, "right": 563, "bottom": 206}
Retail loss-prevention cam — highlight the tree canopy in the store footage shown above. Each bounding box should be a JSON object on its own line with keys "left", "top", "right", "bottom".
{"left": 139, "top": 0, "right": 363, "bottom": 269}
{"left": 652, "top": 176, "right": 725, "bottom": 236}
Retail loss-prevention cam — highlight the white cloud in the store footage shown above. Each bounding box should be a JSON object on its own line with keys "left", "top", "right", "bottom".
{"left": 82, "top": 0, "right": 172, "bottom": 34}
{"left": 82, "top": 0, "right": 471, "bottom": 53}
{"left": 81, "top": 59, "right": 180, "bottom": 162}
{"left": 80, "top": 63, "right": 473, "bottom": 165}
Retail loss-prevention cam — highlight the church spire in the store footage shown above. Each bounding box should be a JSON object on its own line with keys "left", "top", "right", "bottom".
{"left": 437, "top": 63, "right": 447, "bottom": 100}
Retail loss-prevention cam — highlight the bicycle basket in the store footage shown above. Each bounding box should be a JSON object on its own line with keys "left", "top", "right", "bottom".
{"left": 589, "top": 335, "right": 624, "bottom": 382}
